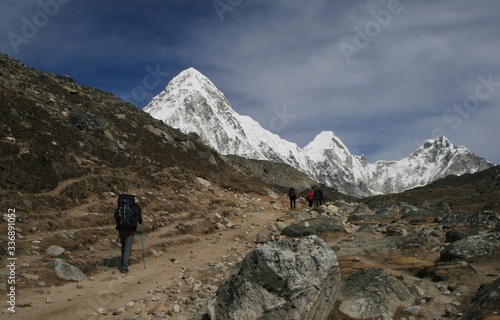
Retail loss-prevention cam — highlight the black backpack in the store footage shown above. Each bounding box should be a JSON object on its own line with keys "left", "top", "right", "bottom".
{"left": 116, "top": 194, "right": 137, "bottom": 230}
{"left": 288, "top": 187, "right": 296, "bottom": 197}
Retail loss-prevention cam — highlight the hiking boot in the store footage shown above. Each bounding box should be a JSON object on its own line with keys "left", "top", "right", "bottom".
{"left": 119, "top": 265, "right": 129, "bottom": 274}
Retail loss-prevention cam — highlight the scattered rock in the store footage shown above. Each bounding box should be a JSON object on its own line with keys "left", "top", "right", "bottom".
{"left": 46, "top": 245, "right": 65, "bottom": 257}
{"left": 53, "top": 258, "right": 88, "bottom": 281}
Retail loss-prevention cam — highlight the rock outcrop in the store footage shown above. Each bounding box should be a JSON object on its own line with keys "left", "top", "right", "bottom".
{"left": 206, "top": 235, "right": 341, "bottom": 320}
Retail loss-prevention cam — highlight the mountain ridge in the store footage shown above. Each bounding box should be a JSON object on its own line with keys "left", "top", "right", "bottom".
{"left": 144, "top": 67, "right": 494, "bottom": 197}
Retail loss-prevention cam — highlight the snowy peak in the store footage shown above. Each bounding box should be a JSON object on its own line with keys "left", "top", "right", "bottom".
{"left": 305, "top": 131, "right": 349, "bottom": 152}
{"left": 171, "top": 67, "right": 217, "bottom": 92}
{"left": 410, "top": 136, "right": 471, "bottom": 164}
{"left": 422, "top": 136, "right": 454, "bottom": 151}
{"left": 303, "top": 131, "right": 351, "bottom": 162}
{"left": 144, "top": 67, "right": 230, "bottom": 119}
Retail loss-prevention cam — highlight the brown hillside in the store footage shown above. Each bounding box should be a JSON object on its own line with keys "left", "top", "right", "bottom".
{"left": 362, "top": 165, "right": 500, "bottom": 214}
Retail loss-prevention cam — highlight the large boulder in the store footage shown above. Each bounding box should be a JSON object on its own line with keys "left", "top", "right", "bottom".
{"left": 438, "top": 210, "right": 499, "bottom": 229}
{"left": 439, "top": 235, "right": 494, "bottom": 261}
{"left": 338, "top": 268, "right": 415, "bottom": 319}
{"left": 206, "top": 235, "right": 341, "bottom": 320}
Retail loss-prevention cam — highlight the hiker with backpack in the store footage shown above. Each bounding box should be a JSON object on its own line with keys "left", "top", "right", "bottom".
{"left": 318, "top": 188, "right": 325, "bottom": 206}
{"left": 288, "top": 187, "right": 298, "bottom": 209}
{"left": 114, "top": 194, "right": 143, "bottom": 274}
{"left": 314, "top": 188, "right": 321, "bottom": 207}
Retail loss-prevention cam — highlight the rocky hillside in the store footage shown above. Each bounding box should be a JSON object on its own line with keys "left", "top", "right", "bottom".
{"left": 0, "top": 53, "right": 281, "bottom": 216}
{"left": 362, "top": 165, "right": 500, "bottom": 214}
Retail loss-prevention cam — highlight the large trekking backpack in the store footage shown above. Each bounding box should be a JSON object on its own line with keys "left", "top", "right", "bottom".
{"left": 288, "top": 187, "right": 296, "bottom": 198}
{"left": 116, "top": 194, "right": 137, "bottom": 230}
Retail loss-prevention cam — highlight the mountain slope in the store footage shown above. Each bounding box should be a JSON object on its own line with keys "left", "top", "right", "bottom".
{"left": 144, "top": 68, "right": 494, "bottom": 197}
{"left": 0, "top": 54, "right": 274, "bottom": 214}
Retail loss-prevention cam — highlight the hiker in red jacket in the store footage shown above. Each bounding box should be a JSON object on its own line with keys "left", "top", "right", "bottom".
{"left": 306, "top": 188, "right": 314, "bottom": 208}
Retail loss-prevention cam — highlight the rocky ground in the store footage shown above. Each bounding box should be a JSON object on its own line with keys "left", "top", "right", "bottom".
{"left": 2, "top": 181, "right": 499, "bottom": 319}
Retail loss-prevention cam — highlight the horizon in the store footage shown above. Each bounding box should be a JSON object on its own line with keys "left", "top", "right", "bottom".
{"left": 1, "top": 0, "right": 499, "bottom": 164}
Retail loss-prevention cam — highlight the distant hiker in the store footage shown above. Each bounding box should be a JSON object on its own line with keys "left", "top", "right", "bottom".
{"left": 114, "top": 194, "right": 143, "bottom": 274}
{"left": 314, "top": 188, "right": 321, "bottom": 207}
{"left": 314, "top": 188, "right": 325, "bottom": 206}
{"left": 306, "top": 188, "right": 315, "bottom": 208}
{"left": 288, "top": 187, "right": 298, "bottom": 209}
{"left": 318, "top": 188, "right": 325, "bottom": 205}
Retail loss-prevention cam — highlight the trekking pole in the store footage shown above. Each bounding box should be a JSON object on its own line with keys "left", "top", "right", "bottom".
{"left": 140, "top": 224, "right": 146, "bottom": 269}
{"left": 105, "top": 235, "right": 120, "bottom": 270}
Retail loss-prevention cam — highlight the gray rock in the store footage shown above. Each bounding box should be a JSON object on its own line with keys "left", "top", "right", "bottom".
{"left": 46, "top": 245, "right": 65, "bottom": 257}
{"left": 440, "top": 235, "right": 493, "bottom": 261}
{"left": 484, "top": 232, "right": 500, "bottom": 244}
{"left": 69, "top": 108, "right": 107, "bottom": 131}
{"left": 404, "top": 305, "right": 421, "bottom": 316}
{"left": 438, "top": 210, "right": 500, "bottom": 229}
{"left": 445, "top": 228, "right": 479, "bottom": 243}
{"left": 338, "top": 268, "right": 415, "bottom": 319}
{"left": 207, "top": 235, "right": 341, "bottom": 320}
{"left": 53, "top": 258, "right": 88, "bottom": 281}
{"left": 281, "top": 218, "right": 345, "bottom": 237}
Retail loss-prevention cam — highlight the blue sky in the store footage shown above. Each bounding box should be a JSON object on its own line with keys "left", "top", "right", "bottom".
{"left": 2, "top": 0, "right": 500, "bottom": 164}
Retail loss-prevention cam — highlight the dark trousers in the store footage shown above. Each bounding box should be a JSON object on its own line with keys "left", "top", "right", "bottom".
{"left": 119, "top": 229, "right": 136, "bottom": 267}
{"left": 289, "top": 196, "right": 296, "bottom": 209}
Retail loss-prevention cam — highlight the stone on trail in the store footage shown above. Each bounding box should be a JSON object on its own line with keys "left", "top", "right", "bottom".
{"left": 46, "top": 245, "right": 65, "bottom": 257}
{"left": 53, "top": 258, "right": 88, "bottom": 281}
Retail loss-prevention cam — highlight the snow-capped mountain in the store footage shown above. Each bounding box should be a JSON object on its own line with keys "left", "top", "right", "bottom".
{"left": 144, "top": 68, "right": 315, "bottom": 170}
{"left": 144, "top": 68, "right": 493, "bottom": 197}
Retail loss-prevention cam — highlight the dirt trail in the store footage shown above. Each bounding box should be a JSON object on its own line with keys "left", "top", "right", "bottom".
{"left": 9, "top": 209, "right": 284, "bottom": 320}
{"left": 6, "top": 197, "right": 499, "bottom": 319}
